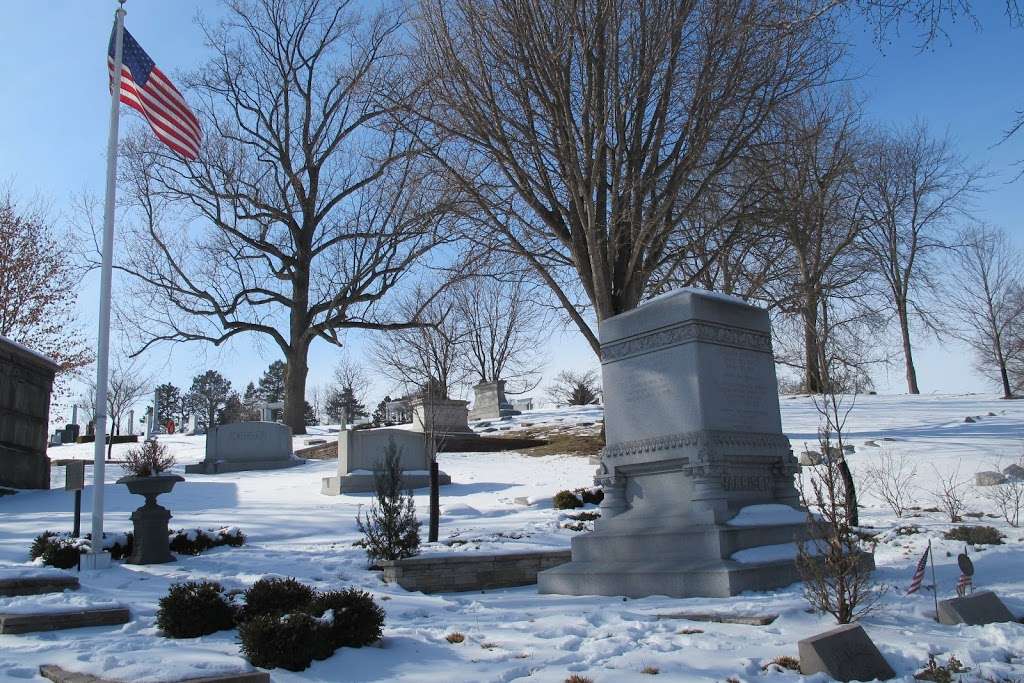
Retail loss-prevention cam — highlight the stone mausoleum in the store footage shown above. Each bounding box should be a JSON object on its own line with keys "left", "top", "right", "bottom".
{"left": 0, "top": 336, "right": 58, "bottom": 490}
{"left": 538, "top": 288, "right": 810, "bottom": 598}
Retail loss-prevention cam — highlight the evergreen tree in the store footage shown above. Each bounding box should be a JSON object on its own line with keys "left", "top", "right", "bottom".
{"left": 154, "top": 383, "right": 181, "bottom": 426}
{"left": 218, "top": 392, "right": 245, "bottom": 424}
{"left": 372, "top": 396, "right": 391, "bottom": 427}
{"left": 304, "top": 400, "right": 318, "bottom": 426}
{"left": 356, "top": 439, "right": 421, "bottom": 562}
{"left": 325, "top": 385, "right": 368, "bottom": 424}
{"left": 187, "top": 370, "right": 233, "bottom": 431}
{"left": 241, "top": 382, "right": 261, "bottom": 421}
{"left": 257, "top": 361, "right": 287, "bottom": 403}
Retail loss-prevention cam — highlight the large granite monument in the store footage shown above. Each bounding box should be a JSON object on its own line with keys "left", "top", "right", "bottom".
{"left": 321, "top": 427, "right": 451, "bottom": 494}
{"left": 469, "top": 380, "right": 521, "bottom": 421}
{"left": 0, "top": 336, "right": 57, "bottom": 490}
{"left": 538, "top": 288, "right": 808, "bottom": 598}
{"left": 185, "top": 422, "right": 303, "bottom": 474}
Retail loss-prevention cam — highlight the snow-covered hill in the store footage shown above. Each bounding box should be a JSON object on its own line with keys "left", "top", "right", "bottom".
{"left": 0, "top": 393, "right": 1022, "bottom": 682}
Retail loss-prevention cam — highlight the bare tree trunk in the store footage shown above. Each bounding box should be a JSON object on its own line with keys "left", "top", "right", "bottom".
{"left": 898, "top": 305, "right": 920, "bottom": 394}
{"left": 803, "top": 296, "right": 824, "bottom": 393}
{"left": 284, "top": 345, "right": 309, "bottom": 435}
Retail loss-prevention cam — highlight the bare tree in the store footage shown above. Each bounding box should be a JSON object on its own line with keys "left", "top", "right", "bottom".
{"left": 930, "top": 461, "right": 967, "bottom": 522}
{"left": 413, "top": 0, "right": 838, "bottom": 354}
{"left": 457, "top": 275, "right": 547, "bottom": 392}
{"left": 0, "top": 189, "right": 92, "bottom": 392}
{"left": 859, "top": 123, "right": 981, "bottom": 393}
{"left": 946, "top": 225, "right": 1024, "bottom": 399}
{"left": 371, "top": 286, "right": 471, "bottom": 400}
{"left": 546, "top": 369, "right": 602, "bottom": 407}
{"left": 81, "top": 362, "right": 151, "bottom": 459}
{"left": 754, "top": 96, "right": 874, "bottom": 392}
{"left": 862, "top": 447, "right": 919, "bottom": 518}
{"left": 977, "top": 456, "right": 1024, "bottom": 527}
{"left": 112, "top": 0, "right": 455, "bottom": 434}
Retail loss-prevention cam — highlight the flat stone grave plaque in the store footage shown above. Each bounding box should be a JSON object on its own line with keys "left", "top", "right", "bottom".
{"left": 937, "top": 590, "right": 1015, "bottom": 626}
{"left": 798, "top": 623, "right": 895, "bottom": 681}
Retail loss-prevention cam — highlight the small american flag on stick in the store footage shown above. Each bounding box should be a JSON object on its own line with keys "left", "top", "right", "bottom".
{"left": 107, "top": 26, "right": 201, "bottom": 159}
{"left": 956, "top": 572, "right": 972, "bottom": 597}
{"left": 907, "top": 545, "right": 930, "bottom": 595}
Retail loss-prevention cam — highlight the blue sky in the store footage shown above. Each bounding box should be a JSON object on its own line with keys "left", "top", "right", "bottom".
{"left": 0, "top": 2, "right": 1021, "bottom": 420}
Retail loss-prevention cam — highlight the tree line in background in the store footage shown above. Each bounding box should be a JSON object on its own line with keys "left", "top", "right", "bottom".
{"left": 3, "top": 0, "right": 1024, "bottom": 430}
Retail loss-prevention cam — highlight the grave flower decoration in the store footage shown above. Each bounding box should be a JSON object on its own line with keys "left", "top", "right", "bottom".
{"left": 122, "top": 440, "right": 176, "bottom": 477}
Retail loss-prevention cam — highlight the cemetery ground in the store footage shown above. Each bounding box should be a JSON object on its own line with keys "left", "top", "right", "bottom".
{"left": 1, "top": 396, "right": 1023, "bottom": 682}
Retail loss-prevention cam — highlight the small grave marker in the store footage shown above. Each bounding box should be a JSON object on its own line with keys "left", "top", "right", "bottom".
{"left": 937, "top": 590, "right": 1015, "bottom": 626}
{"left": 798, "top": 623, "right": 895, "bottom": 681}
{"left": 65, "top": 461, "right": 85, "bottom": 538}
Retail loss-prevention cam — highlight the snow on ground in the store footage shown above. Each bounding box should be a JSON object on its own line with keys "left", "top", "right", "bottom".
{"left": 1, "top": 394, "right": 1022, "bottom": 682}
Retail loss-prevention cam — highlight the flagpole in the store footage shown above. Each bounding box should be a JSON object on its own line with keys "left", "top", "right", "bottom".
{"left": 82, "top": 1, "right": 126, "bottom": 571}
{"left": 927, "top": 539, "right": 939, "bottom": 622}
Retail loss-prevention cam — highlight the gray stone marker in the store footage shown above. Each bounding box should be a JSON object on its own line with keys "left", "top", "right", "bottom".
{"left": 321, "top": 428, "right": 450, "bottom": 495}
{"left": 798, "top": 623, "right": 895, "bottom": 681}
{"left": 410, "top": 397, "right": 475, "bottom": 435}
{"left": 937, "top": 590, "right": 1015, "bottom": 626}
{"left": 470, "top": 380, "right": 522, "bottom": 420}
{"left": 975, "top": 470, "right": 1008, "bottom": 486}
{"left": 185, "top": 421, "right": 303, "bottom": 474}
{"left": 39, "top": 664, "right": 270, "bottom": 683}
{"left": 539, "top": 288, "right": 814, "bottom": 598}
{"left": 0, "top": 607, "right": 130, "bottom": 634}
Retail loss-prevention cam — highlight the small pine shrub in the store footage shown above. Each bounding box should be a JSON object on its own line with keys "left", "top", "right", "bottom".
{"left": 311, "top": 588, "right": 385, "bottom": 648}
{"left": 762, "top": 656, "right": 800, "bottom": 672}
{"left": 565, "top": 676, "right": 594, "bottom": 683}
{"left": 242, "top": 577, "right": 316, "bottom": 621}
{"left": 641, "top": 665, "right": 659, "bottom": 674}
{"left": 575, "top": 487, "right": 604, "bottom": 506}
{"left": 29, "top": 531, "right": 56, "bottom": 560}
{"left": 356, "top": 439, "right": 421, "bottom": 562}
{"left": 156, "top": 581, "right": 235, "bottom": 638}
{"left": 943, "top": 525, "right": 1004, "bottom": 545}
{"left": 41, "top": 537, "right": 81, "bottom": 569}
{"left": 238, "top": 612, "right": 333, "bottom": 671}
{"left": 169, "top": 527, "right": 245, "bottom": 555}
{"left": 446, "top": 632, "right": 465, "bottom": 644}
{"left": 553, "top": 490, "right": 583, "bottom": 510}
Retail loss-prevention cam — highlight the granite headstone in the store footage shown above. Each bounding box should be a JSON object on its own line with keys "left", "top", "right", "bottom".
{"left": 185, "top": 421, "right": 303, "bottom": 474}
{"left": 937, "top": 590, "right": 1015, "bottom": 626}
{"left": 798, "top": 623, "right": 895, "bottom": 682}
{"left": 538, "top": 288, "right": 818, "bottom": 598}
{"left": 321, "top": 427, "right": 450, "bottom": 495}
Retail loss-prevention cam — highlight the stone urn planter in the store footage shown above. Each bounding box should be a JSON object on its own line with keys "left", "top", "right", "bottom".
{"left": 116, "top": 474, "right": 184, "bottom": 564}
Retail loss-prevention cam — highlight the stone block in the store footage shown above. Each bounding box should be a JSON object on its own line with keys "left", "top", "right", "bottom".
{"left": 937, "top": 590, "right": 1015, "bottom": 626}
{"left": 975, "top": 470, "right": 1008, "bottom": 486}
{"left": 798, "top": 623, "right": 895, "bottom": 681}
{"left": 39, "top": 664, "right": 270, "bottom": 683}
{"left": 1004, "top": 464, "right": 1024, "bottom": 480}
{"left": 380, "top": 550, "right": 571, "bottom": 593}
{"left": 0, "top": 607, "right": 130, "bottom": 634}
{"left": 470, "top": 380, "right": 521, "bottom": 421}
{"left": 0, "top": 574, "right": 78, "bottom": 597}
{"left": 321, "top": 427, "right": 450, "bottom": 495}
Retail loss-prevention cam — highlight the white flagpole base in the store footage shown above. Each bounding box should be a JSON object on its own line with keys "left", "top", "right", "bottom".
{"left": 79, "top": 552, "right": 112, "bottom": 571}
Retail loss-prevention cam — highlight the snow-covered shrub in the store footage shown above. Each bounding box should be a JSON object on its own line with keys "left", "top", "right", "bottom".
{"left": 238, "top": 612, "right": 333, "bottom": 671}
{"left": 943, "top": 525, "right": 1004, "bottom": 545}
{"left": 553, "top": 490, "right": 583, "bottom": 510}
{"left": 168, "top": 527, "right": 245, "bottom": 555}
{"left": 30, "top": 532, "right": 83, "bottom": 569}
{"left": 156, "top": 581, "right": 236, "bottom": 638}
{"left": 122, "top": 439, "right": 175, "bottom": 477}
{"left": 311, "top": 588, "right": 385, "bottom": 648}
{"left": 241, "top": 577, "right": 316, "bottom": 621}
{"left": 576, "top": 487, "right": 604, "bottom": 506}
{"left": 356, "top": 441, "right": 421, "bottom": 562}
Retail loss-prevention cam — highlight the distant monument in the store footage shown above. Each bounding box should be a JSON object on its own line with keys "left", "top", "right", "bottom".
{"left": 0, "top": 336, "right": 58, "bottom": 489}
{"left": 185, "top": 422, "right": 303, "bottom": 474}
{"left": 321, "top": 428, "right": 450, "bottom": 495}
{"left": 469, "top": 380, "right": 521, "bottom": 420}
{"left": 538, "top": 288, "right": 809, "bottom": 598}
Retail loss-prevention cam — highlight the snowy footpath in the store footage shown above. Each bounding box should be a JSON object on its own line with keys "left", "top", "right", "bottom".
{"left": 1, "top": 395, "right": 1023, "bottom": 682}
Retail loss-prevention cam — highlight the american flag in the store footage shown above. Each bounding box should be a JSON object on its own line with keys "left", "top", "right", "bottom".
{"left": 107, "top": 26, "right": 201, "bottom": 160}
{"left": 956, "top": 572, "right": 972, "bottom": 596}
{"left": 907, "top": 545, "right": 930, "bottom": 595}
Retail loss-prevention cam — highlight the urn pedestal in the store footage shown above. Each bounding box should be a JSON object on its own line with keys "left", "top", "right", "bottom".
{"left": 117, "top": 474, "right": 183, "bottom": 564}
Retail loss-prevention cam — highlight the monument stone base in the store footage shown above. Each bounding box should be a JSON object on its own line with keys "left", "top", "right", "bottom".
{"left": 538, "top": 511, "right": 824, "bottom": 598}
{"left": 185, "top": 457, "right": 304, "bottom": 474}
{"left": 321, "top": 469, "right": 451, "bottom": 495}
